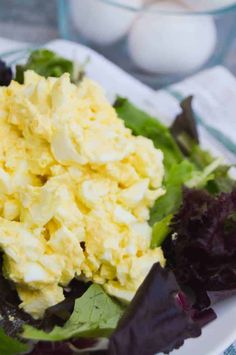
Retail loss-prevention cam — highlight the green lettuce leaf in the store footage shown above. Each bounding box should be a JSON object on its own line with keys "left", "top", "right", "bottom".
{"left": 23, "top": 284, "right": 124, "bottom": 341}
{"left": 186, "top": 158, "right": 222, "bottom": 189}
{"left": 114, "top": 97, "right": 183, "bottom": 170}
{"left": 0, "top": 328, "right": 29, "bottom": 355}
{"left": 189, "top": 143, "right": 214, "bottom": 168}
{"left": 189, "top": 145, "right": 236, "bottom": 194}
{"left": 190, "top": 146, "right": 236, "bottom": 194}
{"left": 150, "top": 158, "right": 225, "bottom": 225}
{"left": 170, "top": 96, "right": 236, "bottom": 194}
{"left": 151, "top": 214, "right": 173, "bottom": 248}
{"left": 15, "top": 49, "right": 83, "bottom": 84}
{"left": 149, "top": 160, "right": 195, "bottom": 224}
{"left": 207, "top": 166, "right": 236, "bottom": 194}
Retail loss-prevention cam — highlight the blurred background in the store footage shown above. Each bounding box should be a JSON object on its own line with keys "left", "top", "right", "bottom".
{"left": 0, "top": 0, "right": 58, "bottom": 42}
{"left": 0, "top": 0, "right": 236, "bottom": 88}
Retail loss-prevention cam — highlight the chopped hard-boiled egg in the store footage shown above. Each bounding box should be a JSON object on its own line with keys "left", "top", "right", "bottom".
{"left": 0, "top": 71, "right": 165, "bottom": 319}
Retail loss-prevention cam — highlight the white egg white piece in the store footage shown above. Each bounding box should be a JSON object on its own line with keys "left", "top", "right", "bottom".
{"left": 70, "top": 0, "right": 143, "bottom": 46}
{"left": 128, "top": 1, "right": 217, "bottom": 73}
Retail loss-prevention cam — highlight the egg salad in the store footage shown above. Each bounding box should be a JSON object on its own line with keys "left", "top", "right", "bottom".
{"left": 0, "top": 70, "right": 165, "bottom": 319}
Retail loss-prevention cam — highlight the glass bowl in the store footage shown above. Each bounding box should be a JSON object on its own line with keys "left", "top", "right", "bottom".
{"left": 57, "top": 0, "right": 236, "bottom": 88}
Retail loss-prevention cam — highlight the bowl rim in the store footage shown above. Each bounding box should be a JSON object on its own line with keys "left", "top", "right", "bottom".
{"left": 96, "top": 0, "right": 236, "bottom": 15}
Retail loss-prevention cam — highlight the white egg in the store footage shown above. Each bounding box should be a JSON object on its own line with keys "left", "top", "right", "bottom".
{"left": 128, "top": 1, "right": 217, "bottom": 73}
{"left": 70, "top": 0, "right": 142, "bottom": 46}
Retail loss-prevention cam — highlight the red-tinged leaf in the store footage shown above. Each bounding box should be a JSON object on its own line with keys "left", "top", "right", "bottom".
{"left": 164, "top": 188, "right": 236, "bottom": 310}
{"left": 109, "top": 263, "right": 201, "bottom": 355}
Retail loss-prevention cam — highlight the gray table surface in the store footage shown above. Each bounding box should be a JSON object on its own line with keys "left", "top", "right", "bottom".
{"left": 0, "top": 0, "right": 236, "bottom": 79}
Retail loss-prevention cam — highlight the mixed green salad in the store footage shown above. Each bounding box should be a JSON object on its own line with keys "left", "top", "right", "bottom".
{"left": 0, "top": 50, "right": 236, "bottom": 355}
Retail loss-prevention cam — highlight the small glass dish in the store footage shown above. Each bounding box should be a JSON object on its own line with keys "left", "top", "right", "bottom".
{"left": 57, "top": 0, "right": 236, "bottom": 88}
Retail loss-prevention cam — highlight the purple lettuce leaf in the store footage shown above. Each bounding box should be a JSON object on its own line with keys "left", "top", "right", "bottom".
{"left": 0, "top": 60, "right": 13, "bottom": 86}
{"left": 31, "top": 339, "right": 99, "bottom": 355}
{"left": 170, "top": 96, "right": 199, "bottom": 156}
{"left": 176, "top": 291, "right": 216, "bottom": 328}
{"left": 108, "top": 263, "right": 201, "bottom": 355}
{"left": 163, "top": 188, "right": 236, "bottom": 310}
{"left": 30, "top": 342, "right": 73, "bottom": 355}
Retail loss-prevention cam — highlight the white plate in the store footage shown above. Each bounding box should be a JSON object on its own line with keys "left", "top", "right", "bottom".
{"left": 17, "top": 38, "right": 236, "bottom": 355}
